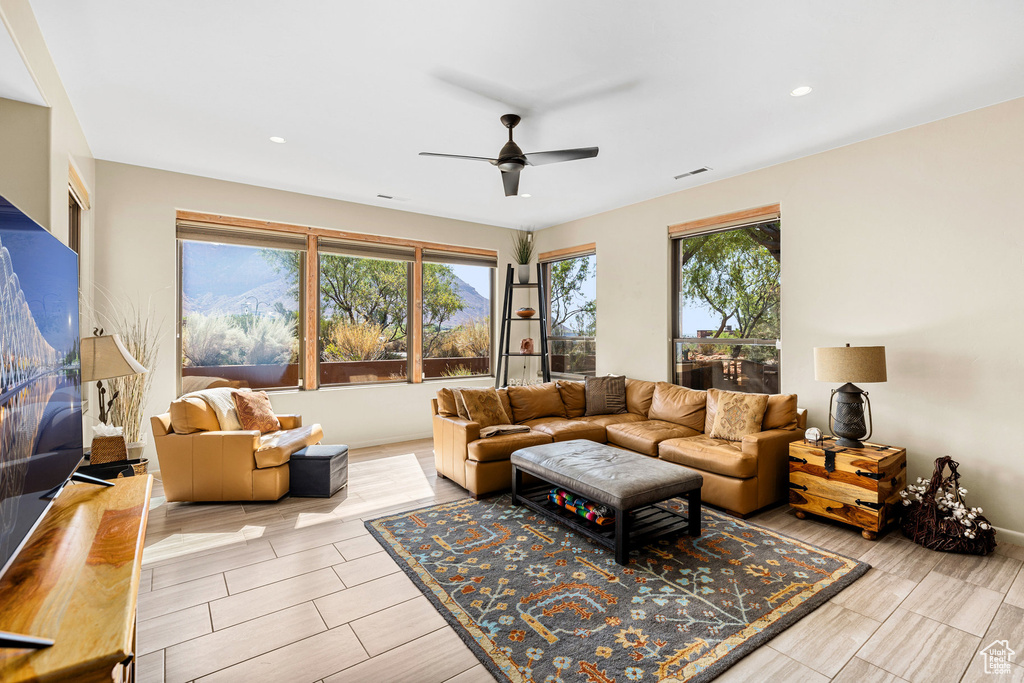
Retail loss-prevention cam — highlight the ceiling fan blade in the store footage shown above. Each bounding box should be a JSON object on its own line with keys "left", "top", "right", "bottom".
{"left": 419, "top": 152, "right": 498, "bottom": 164}
{"left": 524, "top": 147, "right": 599, "bottom": 166}
{"left": 501, "top": 168, "right": 521, "bottom": 197}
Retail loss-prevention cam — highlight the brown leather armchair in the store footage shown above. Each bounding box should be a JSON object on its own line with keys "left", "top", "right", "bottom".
{"left": 151, "top": 398, "right": 323, "bottom": 502}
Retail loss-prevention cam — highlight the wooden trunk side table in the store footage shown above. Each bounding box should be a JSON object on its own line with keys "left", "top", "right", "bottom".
{"left": 0, "top": 475, "right": 152, "bottom": 682}
{"left": 788, "top": 437, "right": 906, "bottom": 540}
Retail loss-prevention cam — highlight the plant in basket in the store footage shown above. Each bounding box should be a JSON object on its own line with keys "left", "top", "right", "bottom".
{"left": 899, "top": 455, "right": 996, "bottom": 555}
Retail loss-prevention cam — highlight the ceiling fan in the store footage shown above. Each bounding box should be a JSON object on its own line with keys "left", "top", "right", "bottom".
{"left": 419, "top": 114, "right": 598, "bottom": 197}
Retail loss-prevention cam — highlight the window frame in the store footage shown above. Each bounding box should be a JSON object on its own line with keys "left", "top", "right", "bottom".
{"left": 668, "top": 205, "right": 781, "bottom": 394}
{"left": 420, "top": 257, "right": 496, "bottom": 381}
{"left": 539, "top": 244, "right": 597, "bottom": 379}
{"left": 174, "top": 211, "right": 497, "bottom": 393}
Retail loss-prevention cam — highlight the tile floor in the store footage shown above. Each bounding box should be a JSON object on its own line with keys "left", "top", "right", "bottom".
{"left": 136, "top": 438, "right": 1024, "bottom": 682}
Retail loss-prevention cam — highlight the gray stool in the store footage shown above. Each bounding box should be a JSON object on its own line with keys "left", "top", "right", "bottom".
{"left": 289, "top": 445, "right": 349, "bottom": 498}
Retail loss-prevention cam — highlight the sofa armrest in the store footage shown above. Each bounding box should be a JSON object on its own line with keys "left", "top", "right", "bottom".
{"left": 432, "top": 414, "right": 481, "bottom": 488}
{"left": 277, "top": 414, "right": 302, "bottom": 430}
{"left": 743, "top": 428, "right": 804, "bottom": 508}
{"left": 796, "top": 408, "right": 807, "bottom": 430}
{"left": 255, "top": 424, "right": 324, "bottom": 468}
{"left": 151, "top": 413, "right": 172, "bottom": 438}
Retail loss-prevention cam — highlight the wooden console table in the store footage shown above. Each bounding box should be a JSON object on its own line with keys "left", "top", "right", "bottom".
{"left": 0, "top": 475, "right": 152, "bottom": 682}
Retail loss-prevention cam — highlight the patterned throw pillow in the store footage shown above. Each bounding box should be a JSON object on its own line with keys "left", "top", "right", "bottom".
{"left": 232, "top": 390, "right": 281, "bottom": 434}
{"left": 452, "top": 388, "right": 511, "bottom": 429}
{"left": 584, "top": 375, "right": 627, "bottom": 416}
{"left": 709, "top": 390, "right": 770, "bottom": 441}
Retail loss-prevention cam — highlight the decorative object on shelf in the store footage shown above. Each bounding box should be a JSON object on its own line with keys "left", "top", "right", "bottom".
{"left": 510, "top": 230, "right": 534, "bottom": 283}
{"left": 520, "top": 338, "right": 534, "bottom": 354}
{"left": 88, "top": 423, "right": 129, "bottom": 465}
{"left": 813, "top": 343, "right": 886, "bottom": 448}
{"left": 81, "top": 329, "right": 148, "bottom": 425}
{"left": 515, "top": 307, "right": 535, "bottom": 318}
{"left": 805, "top": 427, "right": 823, "bottom": 446}
{"left": 900, "top": 455, "right": 996, "bottom": 555}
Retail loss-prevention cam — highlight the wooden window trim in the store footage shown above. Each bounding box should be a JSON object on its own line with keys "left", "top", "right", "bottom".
{"left": 538, "top": 242, "right": 596, "bottom": 263}
{"left": 667, "top": 204, "right": 779, "bottom": 237}
{"left": 68, "top": 162, "right": 90, "bottom": 210}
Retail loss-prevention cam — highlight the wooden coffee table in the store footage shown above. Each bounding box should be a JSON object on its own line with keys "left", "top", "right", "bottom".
{"left": 510, "top": 440, "right": 702, "bottom": 565}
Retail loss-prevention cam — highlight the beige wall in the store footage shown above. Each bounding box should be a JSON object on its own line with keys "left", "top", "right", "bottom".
{"left": 0, "top": 97, "right": 50, "bottom": 222}
{"left": 93, "top": 160, "right": 517, "bottom": 460}
{"left": 535, "top": 96, "right": 1024, "bottom": 539}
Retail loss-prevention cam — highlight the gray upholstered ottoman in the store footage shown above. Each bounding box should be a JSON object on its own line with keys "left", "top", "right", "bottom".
{"left": 289, "top": 445, "right": 349, "bottom": 498}
{"left": 511, "top": 439, "right": 702, "bottom": 565}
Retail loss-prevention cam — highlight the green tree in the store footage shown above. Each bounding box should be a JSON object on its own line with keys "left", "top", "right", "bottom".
{"left": 677, "top": 222, "right": 780, "bottom": 342}
{"left": 549, "top": 254, "right": 596, "bottom": 336}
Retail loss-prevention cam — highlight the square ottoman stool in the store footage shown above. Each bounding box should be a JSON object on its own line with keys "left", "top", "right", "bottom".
{"left": 289, "top": 445, "right": 349, "bottom": 498}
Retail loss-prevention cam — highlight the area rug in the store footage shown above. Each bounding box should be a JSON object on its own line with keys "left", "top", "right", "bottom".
{"left": 366, "top": 495, "right": 868, "bottom": 682}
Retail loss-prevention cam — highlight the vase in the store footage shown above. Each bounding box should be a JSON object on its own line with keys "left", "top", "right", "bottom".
{"left": 517, "top": 264, "right": 531, "bottom": 284}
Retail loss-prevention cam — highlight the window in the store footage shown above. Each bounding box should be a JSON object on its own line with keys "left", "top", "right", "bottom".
{"left": 175, "top": 212, "right": 497, "bottom": 392}
{"left": 317, "top": 240, "right": 412, "bottom": 385}
{"left": 422, "top": 251, "right": 493, "bottom": 379}
{"left": 671, "top": 219, "right": 780, "bottom": 393}
{"left": 68, "top": 192, "right": 81, "bottom": 256}
{"left": 542, "top": 249, "right": 596, "bottom": 377}
{"left": 178, "top": 228, "right": 305, "bottom": 392}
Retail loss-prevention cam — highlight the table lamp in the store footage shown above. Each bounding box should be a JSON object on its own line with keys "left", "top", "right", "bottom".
{"left": 81, "top": 331, "right": 147, "bottom": 425}
{"left": 813, "top": 344, "right": 886, "bottom": 448}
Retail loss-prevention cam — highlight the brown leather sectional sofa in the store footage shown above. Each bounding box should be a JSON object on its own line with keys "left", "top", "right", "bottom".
{"left": 431, "top": 379, "right": 806, "bottom": 516}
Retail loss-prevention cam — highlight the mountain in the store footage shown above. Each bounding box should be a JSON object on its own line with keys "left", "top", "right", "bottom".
{"left": 446, "top": 278, "right": 490, "bottom": 328}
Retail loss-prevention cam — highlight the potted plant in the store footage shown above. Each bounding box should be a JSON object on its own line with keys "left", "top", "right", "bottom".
{"left": 511, "top": 230, "right": 534, "bottom": 284}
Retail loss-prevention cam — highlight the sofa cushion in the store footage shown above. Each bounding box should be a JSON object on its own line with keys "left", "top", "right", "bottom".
{"left": 648, "top": 382, "right": 707, "bottom": 432}
{"left": 467, "top": 430, "right": 553, "bottom": 463}
{"left": 624, "top": 378, "right": 656, "bottom": 417}
{"left": 763, "top": 393, "right": 798, "bottom": 430}
{"left": 606, "top": 420, "right": 700, "bottom": 456}
{"left": 575, "top": 413, "right": 647, "bottom": 428}
{"left": 169, "top": 396, "right": 221, "bottom": 434}
{"left": 528, "top": 419, "right": 607, "bottom": 444}
{"left": 436, "top": 388, "right": 459, "bottom": 417}
{"left": 233, "top": 390, "right": 281, "bottom": 434}
{"left": 256, "top": 424, "right": 325, "bottom": 469}
{"left": 507, "top": 382, "right": 567, "bottom": 422}
{"left": 709, "top": 390, "right": 770, "bottom": 441}
{"left": 659, "top": 436, "right": 757, "bottom": 479}
{"left": 584, "top": 375, "right": 627, "bottom": 416}
{"left": 556, "top": 380, "right": 587, "bottom": 418}
{"left": 453, "top": 388, "right": 511, "bottom": 428}
{"left": 496, "top": 388, "right": 513, "bottom": 424}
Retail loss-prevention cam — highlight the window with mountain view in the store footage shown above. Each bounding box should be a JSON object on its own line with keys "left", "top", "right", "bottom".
{"left": 422, "top": 256, "right": 492, "bottom": 379}
{"left": 672, "top": 221, "right": 780, "bottom": 394}
{"left": 544, "top": 252, "right": 596, "bottom": 377}
{"left": 179, "top": 238, "right": 303, "bottom": 391}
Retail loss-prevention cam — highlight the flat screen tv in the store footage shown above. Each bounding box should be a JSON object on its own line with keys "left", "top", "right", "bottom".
{"left": 0, "top": 193, "right": 82, "bottom": 582}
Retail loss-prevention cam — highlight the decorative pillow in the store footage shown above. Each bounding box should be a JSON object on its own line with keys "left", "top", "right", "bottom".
{"left": 584, "top": 375, "right": 627, "bottom": 416}
{"left": 507, "top": 383, "right": 567, "bottom": 422}
{"left": 169, "top": 396, "right": 221, "bottom": 434}
{"left": 232, "top": 390, "right": 281, "bottom": 434}
{"left": 763, "top": 393, "right": 799, "bottom": 430}
{"left": 556, "top": 380, "right": 586, "bottom": 418}
{"left": 709, "top": 390, "right": 770, "bottom": 441}
{"left": 453, "top": 390, "right": 471, "bottom": 420}
{"left": 452, "top": 388, "right": 511, "bottom": 428}
{"left": 624, "top": 378, "right": 656, "bottom": 417}
{"left": 496, "top": 388, "right": 514, "bottom": 424}
{"left": 436, "top": 388, "right": 459, "bottom": 417}
{"left": 648, "top": 382, "right": 707, "bottom": 432}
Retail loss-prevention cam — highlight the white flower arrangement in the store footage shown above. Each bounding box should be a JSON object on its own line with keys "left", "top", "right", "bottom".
{"left": 900, "top": 476, "right": 990, "bottom": 540}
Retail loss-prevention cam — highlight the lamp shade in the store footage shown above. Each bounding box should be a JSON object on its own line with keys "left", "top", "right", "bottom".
{"left": 813, "top": 344, "right": 886, "bottom": 383}
{"left": 81, "top": 335, "right": 147, "bottom": 382}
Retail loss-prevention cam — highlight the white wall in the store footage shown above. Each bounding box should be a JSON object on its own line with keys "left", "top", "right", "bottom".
{"left": 93, "top": 161, "right": 518, "bottom": 460}
{"left": 535, "top": 96, "right": 1024, "bottom": 537}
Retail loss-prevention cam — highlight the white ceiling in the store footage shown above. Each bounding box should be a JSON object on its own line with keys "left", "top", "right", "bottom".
{"left": 25, "top": 1, "right": 1024, "bottom": 229}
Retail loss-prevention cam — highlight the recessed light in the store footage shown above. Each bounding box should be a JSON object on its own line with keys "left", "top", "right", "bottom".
{"left": 519, "top": 193, "right": 531, "bottom": 198}
{"left": 790, "top": 86, "right": 813, "bottom": 97}
{"left": 269, "top": 136, "right": 286, "bottom": 143}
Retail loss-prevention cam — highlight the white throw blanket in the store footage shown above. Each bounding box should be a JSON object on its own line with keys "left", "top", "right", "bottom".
{"left": 183, "top": 387, "right": 250, "bottom": 431}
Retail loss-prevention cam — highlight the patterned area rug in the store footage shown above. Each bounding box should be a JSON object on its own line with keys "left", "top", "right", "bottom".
{"left": 367, "top": 495, "right": 868, "bottom": 683}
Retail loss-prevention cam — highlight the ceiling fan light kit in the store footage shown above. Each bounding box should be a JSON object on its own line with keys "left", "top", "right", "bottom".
{"left": 420, "top": 114, "right": 598, "bottom": 197}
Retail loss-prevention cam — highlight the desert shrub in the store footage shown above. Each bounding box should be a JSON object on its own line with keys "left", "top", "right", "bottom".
{"left": 452, "top": 320, "right": 490, "bottom": 357}
{"left": 322, "top": 322, "right": 387, "bottom": 361}
{"left": 182, "top": 313, "right": 246, "bottom": 366}
{"left": 246, "top": 317, "right": 297, "bottom": 365}
{"left": 441, "top": 365, "right": 473, "bottom": 377}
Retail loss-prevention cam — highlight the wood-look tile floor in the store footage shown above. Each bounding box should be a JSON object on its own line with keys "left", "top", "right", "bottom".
{"left": 137, "top": 438, "right": 1024, "bottom": 683}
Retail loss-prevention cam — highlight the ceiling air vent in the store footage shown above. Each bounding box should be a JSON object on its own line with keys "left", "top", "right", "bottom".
{"left": 674, "top": 166, "right": 712, "bottom": 180}
{"left": 376, "top": 194, "right": 394, "bottom": 199}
